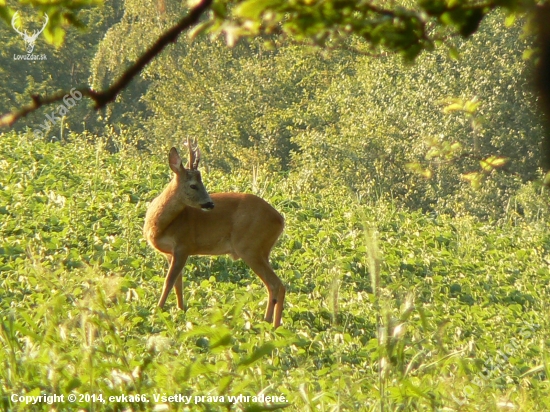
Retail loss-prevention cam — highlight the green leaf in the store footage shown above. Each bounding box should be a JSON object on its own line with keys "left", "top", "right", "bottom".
{"left": 463, "top": 99, "right": 480, "bottom": 114}
{"left": 450, "top": 142, "right": 462, "bottom": 151}
{"left": 442, "top": 103, "right": 463, "bottom": 114}
{"left": 481, "top": 156, "right": 509, "bottom": 170}
{"left": 65, "top": 378, "right": 82, "bottom": 392}
{"left": 189, "top": 20, "right": 213, "bottom": 40}
{"left": 449, "top": 46, "right": 460, "bottom": 61}
{"left": 440, "top": 12, "right": 454, "bottom": 26}
{"left": 520, "top": 365, "right": 545, "bottom": 378}
{"left": 13, "top": 322, "right": 40, "bottom": 341}
{"left": 405, "top": 162, "right": 432, "bottom": 178}
{"left": 217, "top": 375, "right": 233, "bottom": 394}
{"left": 210, "top": 333, "right": 232, "bottom": 349}
{"left": 0, "top": 5, "right": 12, "bottom": 26}
{"left": 522, "top": 48, "right": 535, "bottom": 61}
{"left": 462, "top": 172, "right": 484, "bottom": 188}
{"left": 504, "top": 13, "right": 516, "bottom": 28}
{"left": 183, "top": 361, "right": 212, "bottom": 380}
{"left": 44, "top": 22, "right": 66, "bottom": 48}
{"left": 480, "top": 159, "right": 492, "bottom": 172}
{"left": 238, "top": 343, "right": 276, "bottom": 367}
{"left": 234, "top": 0, "right": 281, "bottom": 20}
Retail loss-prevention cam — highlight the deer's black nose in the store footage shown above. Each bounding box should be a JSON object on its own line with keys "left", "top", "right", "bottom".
{"left": 201, "top": 202, "right": 214, "bottom": 210}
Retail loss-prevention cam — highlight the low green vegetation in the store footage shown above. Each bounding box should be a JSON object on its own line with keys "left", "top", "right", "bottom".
{"left": 1, "top": 132, "right": 550, "bottom": 411}
{"left": 2, "top": 0, "right": 550, "bottom": 410}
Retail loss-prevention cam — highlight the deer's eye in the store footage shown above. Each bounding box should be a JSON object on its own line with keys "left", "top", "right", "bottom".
{"left": 190, "top": 184, "right": 198, "bottom": 190}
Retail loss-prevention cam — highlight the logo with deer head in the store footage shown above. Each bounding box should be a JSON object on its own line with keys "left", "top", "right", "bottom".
{"left": 11, "top": 12, "right": 49, "bottom": 54}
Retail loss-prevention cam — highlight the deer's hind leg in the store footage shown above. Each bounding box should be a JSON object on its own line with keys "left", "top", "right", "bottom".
{"left": 240, "top": 253, "right": 285, "bottom": 328}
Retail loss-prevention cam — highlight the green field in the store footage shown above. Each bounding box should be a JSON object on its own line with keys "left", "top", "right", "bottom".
{"left": 1, "top": 132, "right": 549, "bottom": 411}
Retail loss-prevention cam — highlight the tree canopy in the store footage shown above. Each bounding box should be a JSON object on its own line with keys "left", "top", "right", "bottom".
{"left": 0, "top": 0, "right": 548, "bottom": 127}
{"left": 0, "top": 0, "right": 544, "bottom": 58}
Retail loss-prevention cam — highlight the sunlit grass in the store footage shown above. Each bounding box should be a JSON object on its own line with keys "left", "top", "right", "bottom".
{"left": 1, "top": 131, "right": 549, "bottom": 411}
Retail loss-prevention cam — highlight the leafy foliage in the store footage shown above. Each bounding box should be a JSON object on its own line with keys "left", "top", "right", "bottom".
{"left": 203, "top": 0, "right": 539, "bottom": 61}
{"left": 1, "top": 132, "right": 550, "bottom": 410}
{"left": 0, "top": 0, "right": 122, "bottom": 138}
{"left": 0, "top": 0, "right": 542, "bottom": 64}
{"left": 1, "top": 0, "right": 550, "bottom": 409}
{"left": 89, "top": 9, "right": 544, "bottom": 218}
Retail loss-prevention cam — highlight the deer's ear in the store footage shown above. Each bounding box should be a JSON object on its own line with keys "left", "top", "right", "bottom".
{"left": 169, "top": 147, "right": 184, "bottom": 173}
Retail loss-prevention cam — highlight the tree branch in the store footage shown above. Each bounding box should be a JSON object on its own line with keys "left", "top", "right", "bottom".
{"left": 0, "top": 0, "right": 212, "bottom": 128}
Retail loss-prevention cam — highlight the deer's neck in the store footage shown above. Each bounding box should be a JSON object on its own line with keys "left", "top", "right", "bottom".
{"left": 143, "top": 179, "right": 186, "bottom": 242}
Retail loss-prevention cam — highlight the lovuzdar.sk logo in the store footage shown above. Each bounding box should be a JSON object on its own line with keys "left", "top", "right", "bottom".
{"left": 12, "top": 11, "right": 48, "bottom": 60}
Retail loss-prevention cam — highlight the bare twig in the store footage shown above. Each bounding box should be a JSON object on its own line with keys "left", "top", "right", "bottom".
{"left": 0, "top": 0, "right": 212, "bottom": 128}
{"left": 0, "top": 89, "right": 91, "bottom": 128}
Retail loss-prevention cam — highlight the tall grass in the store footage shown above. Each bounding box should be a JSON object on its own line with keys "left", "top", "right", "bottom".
{"left": 1, "top": 131, "right": 550, "bottom": 410}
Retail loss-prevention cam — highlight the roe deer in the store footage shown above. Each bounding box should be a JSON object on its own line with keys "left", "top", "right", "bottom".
{"left": 143, "top": 141, "right": 286, "bottom": 327}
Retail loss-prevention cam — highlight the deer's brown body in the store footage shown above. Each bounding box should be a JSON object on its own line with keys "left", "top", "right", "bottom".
{"left": 144, "top": 143, "right": 285, "bottom": 327}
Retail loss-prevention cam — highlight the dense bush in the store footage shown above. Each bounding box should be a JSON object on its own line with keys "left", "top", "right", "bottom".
{"left": 89, "top": 8, "right": 546, "bottom": 219}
